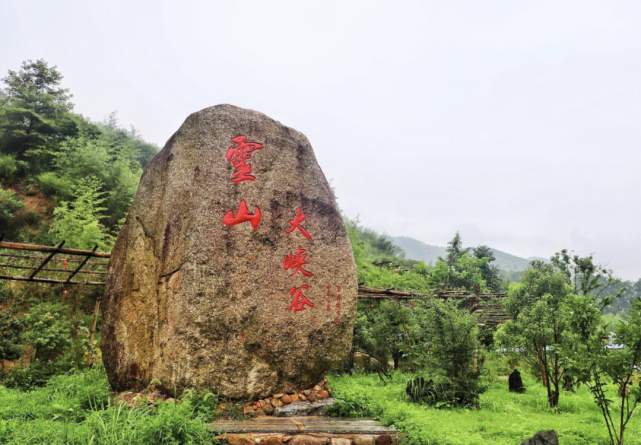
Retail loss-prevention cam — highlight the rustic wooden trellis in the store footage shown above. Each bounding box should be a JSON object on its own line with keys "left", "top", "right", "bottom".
{"left": 0, "top": 239, "right": 110, "bottom": 286}
{"left": 0, "top": 239, "right": 111, "bottom": 363}
{"left": 357, "top": 285, "right": 509, "bottom": 326}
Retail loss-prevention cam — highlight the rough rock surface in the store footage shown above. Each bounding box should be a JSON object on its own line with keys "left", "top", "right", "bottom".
{"left": 273, "top": 398, "right": 334, "bottom": 417}
{"left": 520, "top": 430, "right": 559, "bottom": 445}
{"left": 101, "top": 104, "right": 357, "bottom": 399}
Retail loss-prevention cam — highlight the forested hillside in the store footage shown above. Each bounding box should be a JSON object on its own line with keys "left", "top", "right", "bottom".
{"left": 391, "top": 235, "right": 546, "bottom": 271}
{"left": 0, "top": 59, "right": 158, "bottom": 249}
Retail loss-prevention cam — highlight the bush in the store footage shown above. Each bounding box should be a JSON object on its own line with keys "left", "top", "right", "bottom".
{"left": 36, "top": 172, "right": 73, "bottom": 200}
{"left": 412, "top": 298, "right": 486, "bottom": 407}
{"left": 0, "top": 154, "right": 18, "bottom": 183}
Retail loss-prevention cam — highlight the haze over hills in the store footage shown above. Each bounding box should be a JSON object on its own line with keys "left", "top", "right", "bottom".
{"left": 391, "top": 236, "right": 546, "bottom": 271}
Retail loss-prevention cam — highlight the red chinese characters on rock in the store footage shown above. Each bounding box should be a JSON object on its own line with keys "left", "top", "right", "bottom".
{"left": 283, "top": 246, "right": 314, "bottom": 277}
{"left": 335, "top": 285, "right": 342, "bottom": 325}
{"left": 326, "top": 286, "right": 332, "bottom": 312}
{"left": 286, "top": 285, "right": 315, "bottom": 312}
{"left": 226, "top": 135, "right": 264, "bottom": 183}
{"left": 222, "top": 200, "right": 262, "bottom": 229}
{"left": 285, "top": 208, "right": 312, "bottom": 241}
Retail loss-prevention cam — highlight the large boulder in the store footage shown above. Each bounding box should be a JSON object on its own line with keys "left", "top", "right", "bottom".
{"left": 101, "top": 104, "right": 357, "bottom": 399}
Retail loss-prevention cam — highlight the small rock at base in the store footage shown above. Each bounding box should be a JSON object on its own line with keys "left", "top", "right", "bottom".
{"left": 272, "top": 399, "right": 284, "bottom": 407}
{"left": 307, "top": 394, "right": 317, "bottom": 402}
{"left": 288, "top": 435, "right": 329, "bottom": 445}
{"left": 282, "top": 395, "right": 292, "bottom": 404}
{"left": 299, "top": 394, "right": 308, "bottom": 401}
{"left": 303, "top": 390, "right": 311, "bottom": 395}
{"left": 221, "top": 435, "right": 256, "bottom": 445}
{"left": 375, "top": 435, "right": 392, "bottom": 445}
{"left": 290, "top": 394, "right": 299, "bottom": 402}
{"left": 254, "top": 408, "right": 266, "bottom": 416}
{"left": 319, "top": 390, "right": 329, "bottom": 399}
{"left": 313, "top": 385, "right": 322, "bottom": 391}
{"left": 260, "top": 436, "right": 285, "bottom": 445}
{"left": 330, "top": 439, "right": 352, "bottom": 445}
{"left": 520, "top": 430, "right": 559, "bottom": 445}
{"left": 353, "top": 436, "right": 375, "bottom": 445}
{"left": 259, "top": 400, "right": 266, "bottom": 407}
{"left": 263, "top": 404, "right": 275, "bottom": 415}
{"left": 274, "top": 394, "right": 284, "bottom": 399}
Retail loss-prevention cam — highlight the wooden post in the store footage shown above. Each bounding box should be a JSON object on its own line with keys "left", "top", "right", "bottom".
{"left": 29, "top": 241, "right": 65, "bottom": 279}
{"left": 86, "top": 296, "right": 102, "bottom": 366}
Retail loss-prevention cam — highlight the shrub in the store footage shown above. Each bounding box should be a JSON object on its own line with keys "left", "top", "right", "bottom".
{"left": 0, "top": 154, "right": 18, "bottom": 183}
{"left": 412, "top": 298, "right": 486, "bottom": 407}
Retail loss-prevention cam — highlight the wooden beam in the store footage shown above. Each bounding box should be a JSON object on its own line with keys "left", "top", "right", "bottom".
{"left": 0, "top": 253, "right": 108, "bottom": 266}
{"left": 0, "top": 263, "right": 106, "bottom": 275}
{"left": 66, "top": 245, "right": 98, "bottom": 283}
{"left": 0, "top": 274, "right": 105, "bottom": 286}
{"left": 357, "top": 295, "right": 415, "bottom": 300}
{"left": 0, "top": 241, "right": 111, "bottom": 258}
{"left": 30, "top": 241, "right": 65, "bottom": 279}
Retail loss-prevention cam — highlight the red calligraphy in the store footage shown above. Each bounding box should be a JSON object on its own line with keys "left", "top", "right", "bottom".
{"left": 285, "top": 208, "right": 312, "bottom": 240}
{"left": 226, "top": 135, "right": 263, "bottom": 183}
{"left": 335, "top": 285, "right": 342, "bottom": 325}
{"left": 283, "top": 246, "right": 314, "bottom": 277}
{"left": 222, "top": 200, "right": 262, "bottom": 229}
{"left": 286, "top": 285, "right": 314, "bottom": 312}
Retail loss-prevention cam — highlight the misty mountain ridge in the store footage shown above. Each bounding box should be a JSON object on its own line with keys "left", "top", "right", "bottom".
{"left": 391, "top": 236, "right": 546, "bottom": 271}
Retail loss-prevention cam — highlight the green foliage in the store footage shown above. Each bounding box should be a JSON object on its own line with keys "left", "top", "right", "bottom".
{"left": 563, "top": 295, "right": 641, "bottom": 445}
{"left": 496, "top": 260, "right": 574, "bottom": 407}
{"left": 0, "top": 188, "right": 24, "bottom": 236}
{"left": 23, "top": 302, "right": 73, "bottom": 363}
{"left": 49, "top": 176, "right": 114, "bottom": 250}
{"left": 411, "top": 298, "right": 485, "bottom": 407}
{"left": 473, "top": 245, "right": 505, "bottom": 292}
{"left": 328, "top": 366, "right": 641, "bottom": 445}
{"left": 353, "top": 300, "right": 412, "bottom": 371}
{"left": 0, "top": 366, "right": 214, "bottom": 444}
{"left": 0, "top": 310, "right": 23, "bottom": 363}
{"left": 0, "top": 59, "right": 158, "bottom": 242}
{"left": 0, "top": 59, "right": 77, "bottom": 172}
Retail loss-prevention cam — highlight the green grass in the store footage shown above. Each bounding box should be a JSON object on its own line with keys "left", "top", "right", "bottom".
{"left": 2, "top": 364, "right": 639, "bottom": 444}
{"left": 0, "top": 366, "right": 214, "bottom": 444}
{"left": 329, "top": 370, "right": 641, "bottom": 445}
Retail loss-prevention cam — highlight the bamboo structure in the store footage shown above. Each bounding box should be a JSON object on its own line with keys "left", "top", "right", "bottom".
{"left": 357, "top": 285, "right": 510, "bottom": 326}
{"left": 0, "top": 240, "right": 110, "bottom": 286}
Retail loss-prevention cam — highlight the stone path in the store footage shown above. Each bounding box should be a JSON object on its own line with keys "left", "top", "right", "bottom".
{"left": 209, "top": 416, "right": 397, "bottom": 435}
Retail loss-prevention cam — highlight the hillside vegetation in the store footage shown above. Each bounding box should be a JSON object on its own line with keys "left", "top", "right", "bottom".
{"left": 0, "top": 59, "right": 158, "bottom": 249}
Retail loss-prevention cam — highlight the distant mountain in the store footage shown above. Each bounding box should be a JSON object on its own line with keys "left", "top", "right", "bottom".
{"left": 391, "top": 236, "right": 546, "bottom": 271}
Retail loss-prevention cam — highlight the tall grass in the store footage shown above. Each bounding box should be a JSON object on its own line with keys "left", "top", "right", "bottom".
{"left": 0, "top": 366, "right": 214, "bottom": 444}
{"left": 328, "top": 370, "right": 641, "bottom": 445}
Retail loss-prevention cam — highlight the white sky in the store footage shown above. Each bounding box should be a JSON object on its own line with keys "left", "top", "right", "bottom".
{"left": 1, "top": 1, "right": 640, "bottom": 280}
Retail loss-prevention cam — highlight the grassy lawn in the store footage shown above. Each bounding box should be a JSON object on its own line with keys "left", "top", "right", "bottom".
{"left": 1, "top": 364, "right": 639, "bottom": 444}
{"left": 0, "top": 367, "right": 214, "bottom": 444}
{"left": 329, "top": 370, "right": 641, "bottom": 445}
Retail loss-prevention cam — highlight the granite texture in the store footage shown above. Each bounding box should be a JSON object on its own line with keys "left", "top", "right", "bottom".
{"left": 101, "top": 104, "right": 357, "bottom": 399}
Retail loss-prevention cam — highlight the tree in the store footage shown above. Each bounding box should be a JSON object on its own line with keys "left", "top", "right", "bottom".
{"left": 49, "top": 176, "right": 114, "bottom": 251}
{"left": 412, "top": 297, "right": 485, "bottom": 407}
{"left": 441, "top": 231, "right": 469, "bottom": 267}
{"left": 496, "top": 260, "right": 574, "bottom": 407}
{"left": 564, "top": 295, "right": 641, "bottom": 445}
{"left": 0, "top": 59, "right": 78, "bottom": 171}
{"left": 473, "top": 245, "right": 505, "bottom": 292}
{"left": 551, "top": 249, "right": 623, "bottom": 301}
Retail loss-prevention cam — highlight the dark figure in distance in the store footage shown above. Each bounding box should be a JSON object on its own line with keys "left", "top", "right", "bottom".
{"left": 509, "top": 369, "right": 526, "bottom": 393}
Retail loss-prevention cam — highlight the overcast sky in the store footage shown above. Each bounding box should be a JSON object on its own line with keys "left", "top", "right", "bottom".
{"left": 1, "top": 1, "right": 640, "bottom": 279}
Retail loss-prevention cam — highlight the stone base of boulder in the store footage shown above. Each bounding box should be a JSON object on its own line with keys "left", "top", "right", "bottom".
{"left": 274, "top": 399, "right": 335, "bottom": 417}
